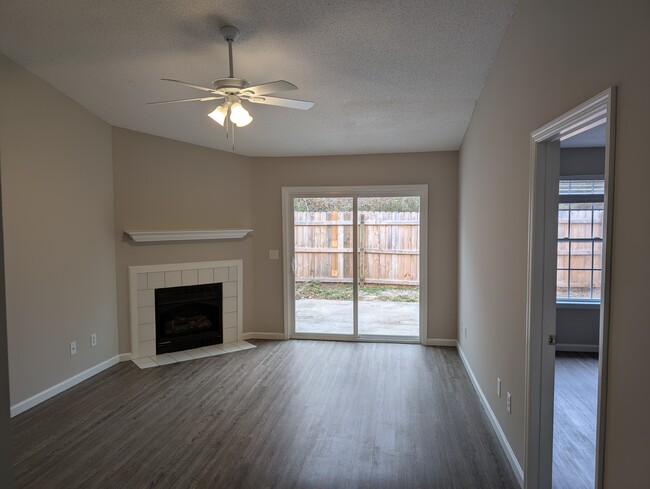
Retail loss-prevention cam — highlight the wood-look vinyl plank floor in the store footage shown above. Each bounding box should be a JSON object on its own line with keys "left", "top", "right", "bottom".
{"left": 553, "top": 352, "right": 599, "bottom": 489}
{"left": 12, "top": 340, "right": 519, "bottom": 489}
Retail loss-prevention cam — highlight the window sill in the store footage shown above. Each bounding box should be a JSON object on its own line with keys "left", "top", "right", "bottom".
{"left": 556, "top": 301, "right": 600, "bottom": 309}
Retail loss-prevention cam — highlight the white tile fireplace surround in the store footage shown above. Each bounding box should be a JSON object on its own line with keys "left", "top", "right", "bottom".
{"left": 128, "top": 260, "right": 243, "bottom": 359}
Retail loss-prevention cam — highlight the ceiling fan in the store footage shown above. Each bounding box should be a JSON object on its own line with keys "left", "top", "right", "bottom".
{"left": 149, "top": 25, "right": 313, "bottom": 136}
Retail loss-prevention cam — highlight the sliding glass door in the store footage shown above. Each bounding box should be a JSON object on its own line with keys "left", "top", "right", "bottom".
{"left": 357, "top": 197, "right": 420, "bottom": 338}
{"left": 293, "top": 197, "right": 354, "bottom": 336}
{"left": 284, "top": 186, "right": 426, "bottom": 343}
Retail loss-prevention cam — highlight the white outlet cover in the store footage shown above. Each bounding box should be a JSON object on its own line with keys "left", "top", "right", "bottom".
{"left": 70, "top": 341, "right": 77, "bottom": 355}
{"left": 91, "top": 334, "right": 97, "bottom": 347}
{"left": 507, "top": 392, "right": 512, "bottom": 413}
{"left": 497, "top": 378, "right": 502, "bottom": 397}
{"left": 269, "top": 249, "right": 279, "bottom": 260}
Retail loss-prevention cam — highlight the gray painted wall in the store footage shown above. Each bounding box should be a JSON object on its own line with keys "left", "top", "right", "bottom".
{"left": 556, "top": 306, "right": 600, "bottom": 350}
{"left": 560, "top": 147, "right": 605, "bottom": 177}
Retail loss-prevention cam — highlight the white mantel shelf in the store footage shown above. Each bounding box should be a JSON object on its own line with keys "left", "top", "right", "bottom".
{"left": 124, "top": 229, "right": 253, "bottom": 243}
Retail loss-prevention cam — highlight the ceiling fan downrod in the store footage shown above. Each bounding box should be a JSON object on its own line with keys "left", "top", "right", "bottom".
{"left": 220, "top": 26, "right": 240, "bottom": 78}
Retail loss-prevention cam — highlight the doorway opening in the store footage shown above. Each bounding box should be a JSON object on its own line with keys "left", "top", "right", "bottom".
{"left": 282, "top": 185, "right": 427, "bottom": 343}
{"left": 525, "top": 89, "right": 616, "bottom": 489}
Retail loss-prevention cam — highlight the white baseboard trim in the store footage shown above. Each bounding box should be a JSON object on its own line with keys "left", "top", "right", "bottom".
{"left": 10, "top": 354, "right": 121, "bottom": 418}
{"left": 556, "top": 343, "right": 598, "bottom": 353}
{"left": 118, "top": 353, "right": 132, "bottom": 362}
{"left": 241, "top": 332, "right": 286, "bottom": 340}
{"left": 424, "top": 338, "right": 458, "bottom": 347}
{"left": 457, "top": 346, "right": 524, "bottom": 488}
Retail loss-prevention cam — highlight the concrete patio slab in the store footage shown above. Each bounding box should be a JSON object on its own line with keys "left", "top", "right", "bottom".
{"left": 295, "top": 299, "right": 419, "bottom": 336}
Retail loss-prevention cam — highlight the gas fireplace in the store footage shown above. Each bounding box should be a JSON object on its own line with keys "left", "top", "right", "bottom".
{"left": 155, "top": 283, "right": 222, "bottom": 354}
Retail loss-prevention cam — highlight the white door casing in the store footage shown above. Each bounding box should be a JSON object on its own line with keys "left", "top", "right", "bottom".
{"left": 524, "top": 88, "right": 616, "bottom": 489}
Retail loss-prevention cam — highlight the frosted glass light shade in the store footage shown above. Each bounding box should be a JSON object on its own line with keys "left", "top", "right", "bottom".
{"left": 229, "top": 102, "right": 252, "bottom": 126}
{"left": 235, "top": 114, "right": 253, "bottom": 127}
{"left": 208, "top": 105, "right": 228, "bottom": 125}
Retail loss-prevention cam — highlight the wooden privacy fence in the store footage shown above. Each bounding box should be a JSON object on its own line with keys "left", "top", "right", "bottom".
{"left": 556, "top": 207, "right": 603, "bottom": 295}
{"left": 294, "top": 211, "right": 420, "bottom": 286}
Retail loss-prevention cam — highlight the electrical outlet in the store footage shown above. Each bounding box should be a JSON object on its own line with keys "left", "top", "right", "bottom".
{"left": 497, "top": 378, "right": 502, "bottom": 398}
{"left": 70, "top": 341, "right": 77, "bottom": 356}
{"left": 91, "top": 334, "right": 97, "bottom": 347}
{"left": 269, "top": 249, "right": 279, "bottom": 260}
{"left": 507, "top": 392, "right": 512, "bottom": 413}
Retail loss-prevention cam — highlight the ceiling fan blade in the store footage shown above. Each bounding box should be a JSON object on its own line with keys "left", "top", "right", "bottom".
{"left": 147, "top": 96, "right": 223, "bottom": 105}
{"left": 161, "top": 78, "right": 220, "bottom": 94}
{"left": 240, "top": 80, "right": 297, "bottom": 96}
{"left": 247, "top": 95, "right": 314, "bottom": 110}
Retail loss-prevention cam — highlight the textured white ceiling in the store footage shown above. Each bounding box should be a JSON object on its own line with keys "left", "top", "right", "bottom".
{"left": 0, "top": 0, "right": 516, "bottom": 157}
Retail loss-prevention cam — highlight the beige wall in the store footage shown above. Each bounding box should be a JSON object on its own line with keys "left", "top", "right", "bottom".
{"left": 252, "top": 153, "right": 458, "bottom": 339}
{"left": 458, "top": 0, "right": 650, "bottom": 484}
{"left": 0, "top": 156, "right": 14, "bottom": 487}
{"left": 112, "top": 128, "right": 253, "bottom": 353}
{"left": 0, "top": 54, "right": 118, "bottom": 405}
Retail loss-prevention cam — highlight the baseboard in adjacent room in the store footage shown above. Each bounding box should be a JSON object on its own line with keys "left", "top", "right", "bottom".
{"left": 241, "top": 332, "right": 286, "bottom": 341}
{"left": 424, "top": 338, "right": 457, "bottom": 347}
{"left": 457, "top": 346, "right": 524, "bottom": 488}
{"left": 10, "top": 354, "right": 120, "bottom": 417}
{"left": 118, "top": 353, "right": 132, "bottom": 362}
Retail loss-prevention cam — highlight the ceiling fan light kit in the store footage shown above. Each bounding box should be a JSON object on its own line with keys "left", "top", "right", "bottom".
{"left": 207, "top": 104, "right": 228, "bottom": 125}
{"left": 229, "top": 101, "right": 253, "bottom": 127}
{"left": 207, "top": 97, "right": 253, "bottom": 127}
{"left": 149, "top": 25, "right": 313, "bottom": 149}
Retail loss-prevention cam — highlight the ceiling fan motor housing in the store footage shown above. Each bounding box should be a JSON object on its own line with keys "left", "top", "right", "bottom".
{"left": 212, "top": 77, "right": 251, "bottom": 95}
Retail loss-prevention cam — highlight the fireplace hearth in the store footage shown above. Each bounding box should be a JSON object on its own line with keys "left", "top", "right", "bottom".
{"left": 155, "top": 283, "right": 222, "bottom": 354}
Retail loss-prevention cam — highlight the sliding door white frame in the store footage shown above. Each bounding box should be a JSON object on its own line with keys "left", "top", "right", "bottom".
{"left": 281, "top": 185, "right": 428, "bottom": 345}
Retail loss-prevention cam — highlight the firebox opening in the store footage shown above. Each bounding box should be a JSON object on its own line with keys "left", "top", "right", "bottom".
{"left": 155, "top": 283, "right": 223, "bottom": 354}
